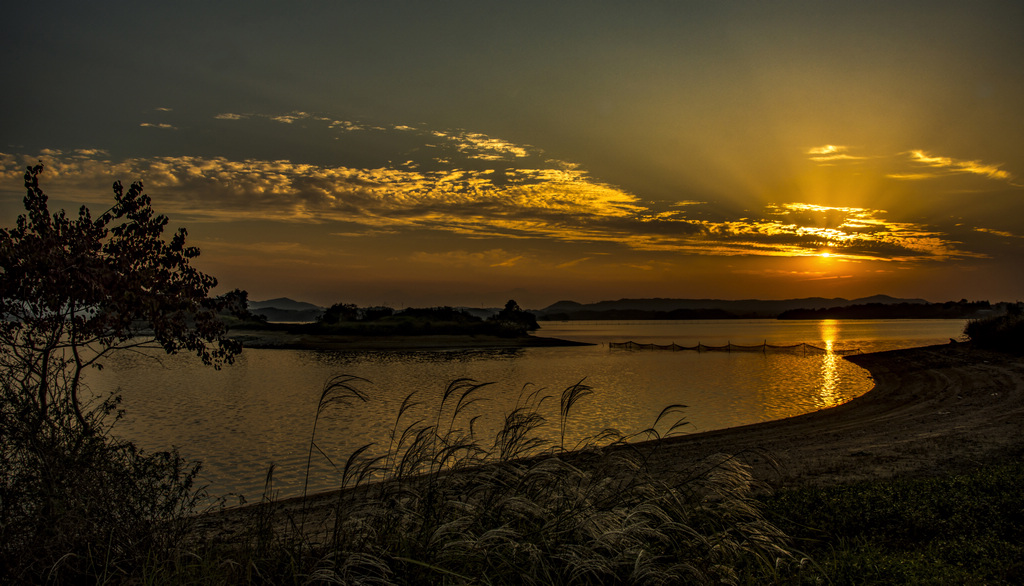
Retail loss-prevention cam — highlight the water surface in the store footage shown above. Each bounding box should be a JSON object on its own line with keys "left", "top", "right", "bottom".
{"left": 85, "top": 319, "right": 966, "bottom": 501}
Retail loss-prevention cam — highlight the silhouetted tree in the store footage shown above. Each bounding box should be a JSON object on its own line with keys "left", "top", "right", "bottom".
{"left": 399, "top": 306, "right": 480, "bottom": 322}
{"left": 0, "top": 163, "right": 246, "bottom": 579}
{"left": 0, "top": 163, "right": 245, "bottom": 430}
{"left": 318, "top": 302, "right": 359, "bottom": 325}
{"left": 362, "top": 305, "right": 395, "bottom": 321}
{"left": 489, "top": 299, "right": 539, "bottom": 335}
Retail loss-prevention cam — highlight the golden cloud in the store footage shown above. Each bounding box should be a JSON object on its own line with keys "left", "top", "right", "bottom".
{"left": 0, "top": 147, "right": 982, "bottom": 264}
{"left": 903, "top": 150, "right": 1013, "bottom": 182}
{"left": 556, "top": 257, "right": 592, "bottom": 269}
{"left": 454, "top": 133, "right": 531, "bottom": 160}
{"left": 408, "top": 249, "right": 526, "bottom": 269}
{"left": 974, "top": 227, "right": 1023, "bottom": 239}
{"left": 807, "top": 144, "right": 865, "bottom": 163}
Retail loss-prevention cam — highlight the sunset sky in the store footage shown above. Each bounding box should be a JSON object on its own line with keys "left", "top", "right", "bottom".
{"left": 2, "top": 1, "right": 1022, "bottom": 308}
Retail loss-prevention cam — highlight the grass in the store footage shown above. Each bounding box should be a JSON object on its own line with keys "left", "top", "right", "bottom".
{"left": 7, "top": 346, "right": 1023, "bottom": 583}
{"left": 1, "top": 370, "right": 801, "bottom": 584}
{"left": 156, "top": 377, "right": 799, "bottom": 585}
{"left": 760, "top": 457, "right": 1024, "bottom": 584}
{"left": 198, "top": 316, "right": 1024, "bottom": 585}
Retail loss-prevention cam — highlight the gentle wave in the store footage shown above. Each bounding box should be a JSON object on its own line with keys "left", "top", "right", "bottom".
{"left": 85, "top": 318, "right": 967, "bottom": 502}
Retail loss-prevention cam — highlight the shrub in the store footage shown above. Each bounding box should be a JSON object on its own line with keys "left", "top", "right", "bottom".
{"left": 0, "top": 387, "right": 204, "bottom": 582}
{"left": 964, "top": 306, "right": 1024, "bottom": 352}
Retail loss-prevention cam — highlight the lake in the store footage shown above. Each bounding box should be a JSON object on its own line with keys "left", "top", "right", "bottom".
{"left": 85, "top": 319, "right": 967, "bottom": 503}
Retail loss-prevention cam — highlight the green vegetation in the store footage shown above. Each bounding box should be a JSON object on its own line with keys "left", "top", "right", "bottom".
{"left": 760, "top": 458, "right": 1024, "bottom": 584}
{"left": 314, "top": 303, "right": 485, "bottom": 335}
{"left": 964, "top": 303, "right": 1024, "bottom": 352}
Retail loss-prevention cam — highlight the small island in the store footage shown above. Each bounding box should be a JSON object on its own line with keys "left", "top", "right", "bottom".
{"left": 227, "top": 299, "right": 591, "bottom": 351}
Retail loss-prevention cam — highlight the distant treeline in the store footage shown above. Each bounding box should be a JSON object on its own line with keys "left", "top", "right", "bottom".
{"left": 540, "top": 308, "right": 744, "bottom": 321}
{"left": 241, "top": 300, "right": 540, "bottom": 337}
{"left": 777, "top": 300, "right": 993, "bottom": 320}
{"left": 539, "top": 300, "right": 1002, "bottom": 321}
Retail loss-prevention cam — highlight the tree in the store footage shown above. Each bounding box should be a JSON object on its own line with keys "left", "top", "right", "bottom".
{"left": 0, "top": 163, "right": 246, "bottom": 430}
{"left": 317, "top": 302, "right": 360, "bottom": 325}
{"left": 0, "top": 163, "right": 248, "bottom": 579}
{"left": 488, "top": 299, "right": 539, "bottom": 335}
{"left": 362, "top": 305, "right": 395, "bottom": 321}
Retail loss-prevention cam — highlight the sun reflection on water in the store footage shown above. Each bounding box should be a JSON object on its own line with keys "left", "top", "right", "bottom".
{"left": 818, "top": 319, "right": 841, "bottom": 408}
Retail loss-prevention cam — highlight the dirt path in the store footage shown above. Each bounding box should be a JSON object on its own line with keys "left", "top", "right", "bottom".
{"left": 639, "top": 343, "right": 1024, "bottom": 488}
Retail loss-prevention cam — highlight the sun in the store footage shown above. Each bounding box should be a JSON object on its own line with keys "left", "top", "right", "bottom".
{"left": 820, "top": 251, "right": 831, "bottom": 258}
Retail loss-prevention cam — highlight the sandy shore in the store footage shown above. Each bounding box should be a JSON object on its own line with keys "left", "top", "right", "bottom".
{"left": 639, "top": 342, "right": 1024, "bottom": 487}
{"left": 201, "top": 343, "right": 1024, "bottom": 535}
{"left": 228, "top": 329, "right": 591, "bottom": 350}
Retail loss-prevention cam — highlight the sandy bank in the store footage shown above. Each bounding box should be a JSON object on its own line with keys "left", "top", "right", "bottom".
{"left": 228, "top": 329, "right": 592, "bottom": 351}
{"left": 639, "top": 342, "right": 1024, "bottom": 487}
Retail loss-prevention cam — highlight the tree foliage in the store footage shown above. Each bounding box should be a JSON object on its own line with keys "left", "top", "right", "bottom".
{"left": 0, "top": 164, "right": 246, "bottom": 580}
{"left": 317, "top": 302, "right": 360, "bottom": 325}
{"left": 488, "top": 299, "right": 539, "bottom": 335}
{"left": 0, "top": 162, "right": 246, "bottom": 428}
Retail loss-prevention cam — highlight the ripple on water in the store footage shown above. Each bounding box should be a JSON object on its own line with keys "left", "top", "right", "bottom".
{"left": 87, "top": 319, "right": 966, "bottom": 501}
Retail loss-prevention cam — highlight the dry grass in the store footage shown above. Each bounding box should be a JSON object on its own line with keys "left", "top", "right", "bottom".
{"left": 191, "top": 376, "right": 800, "bottom": 585}
{"left": 2, "top": 364, "right": 800, "bottom": 584}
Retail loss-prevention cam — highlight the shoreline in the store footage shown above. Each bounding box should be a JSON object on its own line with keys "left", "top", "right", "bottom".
{"left": 638, "top": 342, "right": 1024, "bottom": 487}
{"left": 201, "top": 342, "right": 1024, "bottom": 534}
{"left": 228, "top": 329, "right": 593, "bottom": 351}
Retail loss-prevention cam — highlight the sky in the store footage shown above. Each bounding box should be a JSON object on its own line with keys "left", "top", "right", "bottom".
{"left": 2, "top": 1, "right": 1022, "bottom": 309}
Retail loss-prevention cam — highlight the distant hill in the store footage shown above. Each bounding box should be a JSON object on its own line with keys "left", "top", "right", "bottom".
{"left": 244, "top": 294, "right": 960, "bottom": 323}
{"left": 248, "top": 298, "right": 325, "bottom": 323}
{"left": 250, "top": 298, "right": 324, "bottom": 312}
{"left": 537, "top": 295, "right": 930, "bottom": 320}
{"left": 245, "top": 299, "right": 513, "bottom": 324}
{"left": 458, "top": 306, "right": 503, "bottom": 320}
{"left": 778, "top": 300, "right": 993, "bottom": 320}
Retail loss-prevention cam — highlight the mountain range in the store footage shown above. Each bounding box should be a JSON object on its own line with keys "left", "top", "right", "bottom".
{"left": 248, "top": 298, "right": 326, "bottom": 323}
{"left": 535, "top": 295, "right": 929, "bottom": 319}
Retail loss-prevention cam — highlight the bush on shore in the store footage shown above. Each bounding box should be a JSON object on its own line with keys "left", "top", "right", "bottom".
{"left": 964, "top": 304, "right": 1024, "bottom": 352}
{"left": 0, "top": 386, "right": 205, "bottom": 582}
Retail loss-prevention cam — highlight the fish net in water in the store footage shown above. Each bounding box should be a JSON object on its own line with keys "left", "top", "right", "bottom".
{"left": 607, "top": 341, "right": 861, "bottom": 355}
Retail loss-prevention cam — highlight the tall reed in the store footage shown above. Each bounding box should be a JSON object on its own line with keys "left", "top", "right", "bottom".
{"left": 219, "top": 375, "right": 800, "bottom": 585}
